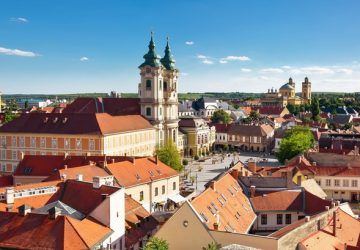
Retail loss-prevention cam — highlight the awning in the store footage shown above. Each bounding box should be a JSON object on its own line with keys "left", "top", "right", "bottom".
{"left": 168, "top": 193, "right": 187, "bottom": 204}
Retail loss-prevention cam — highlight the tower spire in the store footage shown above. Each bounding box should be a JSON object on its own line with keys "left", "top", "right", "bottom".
{"left": 139, "top": 32, "right": 161, "bottom": 68}
{"left": 161, "top": 36, "right": 176, "bottom": 70}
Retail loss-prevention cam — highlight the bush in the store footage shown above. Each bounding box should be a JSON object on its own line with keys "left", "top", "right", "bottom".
{"left": 194, "top": 155, "right": 199, "bottom": 160}
{"left": 182, "top": 159, "right": 188, "bottom": 166}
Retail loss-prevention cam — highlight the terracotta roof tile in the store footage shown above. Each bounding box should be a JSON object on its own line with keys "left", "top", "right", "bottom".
{"left": 106, "top": 157, "right": 179, "bottom": 188}
{"left": 191, "top": 173, "right": 256, "bottom": 233}
{"left": 0, "top": 212, "right": 111, "bottom": 249}
{"left": 0, "top": 113, "right": 153, "bottom": 135}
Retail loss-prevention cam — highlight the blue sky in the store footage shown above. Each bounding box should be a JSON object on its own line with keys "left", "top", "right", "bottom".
{"left": 0, "top": 0, "right": 360, "bottom": 94}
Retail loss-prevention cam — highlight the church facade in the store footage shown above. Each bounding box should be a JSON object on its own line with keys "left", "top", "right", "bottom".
{"left": 261, "top": 77, "right": 312, "bottom": 107}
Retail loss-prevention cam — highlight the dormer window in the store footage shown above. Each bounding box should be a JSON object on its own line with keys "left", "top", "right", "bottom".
{"left": 146, "top": 80, "right": 152, "bottom": 90}
{"left": 146, "top": 107, "right": 151, "bottom": 116}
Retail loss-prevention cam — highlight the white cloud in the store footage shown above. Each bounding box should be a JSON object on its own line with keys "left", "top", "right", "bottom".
{"left": 0, "top": 46, "right": 37, "bottom": 57}
{"left": 80, "top": 56, "right": 89, "bottom": 62}
{"left": 301, "top": 66, "right": 334, "bottom": 74}
{"left": 336, "top": 68, "right": 353, "bottom": 74}
{"left": 202, "top": 59, "right": 214, "bottom": 65}
{"left": 241, "top": 68, "right": 252, "bottom": 72}
{"left": 185, "top": 41, "right": 194, "bottom": 45}
{"left": 10, "top": 17, "right": 28, "bottom": 23}
{"left": 261, "top": 68, "right": 284, "bottom": 73}
{"left": 219, "top": 59, "right": 228, "bottom": 64}
{"left": 222, "top": 55, "right": 250, "bottom": 61}
{"left": 281, "top": 65, "right": 292, "bottom": 69}
{"left": 197, "top": 54, "right": 208, "bottom": 59}
{"left": 180, "top": 72, "right": 189, "bottom": 76}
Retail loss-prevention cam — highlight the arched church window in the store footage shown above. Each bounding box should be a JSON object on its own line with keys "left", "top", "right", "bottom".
{"left": 163, "top": 81, "right": 168, "bottom": 91}
{"left": 159, "top": 107, "right": 162, "bottom": 116}
{"left": 146, "top": 80, "right": 152, "bottom": 90}
{"left": 146, "top": 107, "right": 151, "bottom": 116}
{"left": 159, "top": 80, "right": 162, "bottom": 90}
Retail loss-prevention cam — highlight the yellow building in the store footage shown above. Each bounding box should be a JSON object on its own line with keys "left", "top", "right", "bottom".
{"left": 261, "top": 77, "right": 312, "bottom": 107}
{"left": 179, "top": 117, "right": 215, "bottom": 157}
{"left": 0, "top": 113, "right": 156, "bottom": 174}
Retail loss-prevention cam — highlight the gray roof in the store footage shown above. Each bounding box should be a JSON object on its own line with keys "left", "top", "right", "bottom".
{"left": 33, "top": 200, "right": 85, "bottom": 220}
{"left": 239, "top": 176, "right": 296, "bottom": 189}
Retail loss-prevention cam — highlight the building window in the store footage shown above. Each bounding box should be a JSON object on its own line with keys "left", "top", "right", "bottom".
{"left": 0, "top": 137, "right": 6, "bottom": 147}
{"left": 89, "top": 140, "right": 95, "bottom": 151}
{"left": 64, "top": 139, "right": 70, "bottom": 149}
{"left": 334, "top": 179, "right": 340, "bottom": 187}
{"left": 343, "top": 179, "right": 349, "bottom": 187}
{"left": 163, "top": 81, "right": 167, "bottom": 91}
{"left": 19, "top": 137, "right": 25, "bottom": 147}
{"left": 146, "top": 107, "right": 151, "bottom": 116}
{"left": 76, "top": 139, "right": 81, "bottom": 150}
{"left": 159, "top": 80, "right": 162, "bottom": 90}
{"left": 31, "top": 137, "right": 36, "bottom": 148}
{"left": 139, "top": 191, "right": 144, "bottom": 201}
{"left": 277, "top": 214, "right": 283, "bottom": 225}
{"left": 325, "top": 179, "right": 331, "bottom": 187}
{"left": 12, "top": 137, "right": 17, "bottom": 147}
{"left": 0, "top": 150, "right": 5, "bottom": 160}
{"left": 261, "top": 214, "right": 267, "bottom": 225}
{"left": 352, "top": 180, "right": 358, "bottom": 187}
{"left": 155, "top": 187, "right": 158, "bottom": 196}
{"left": 12, "top": 151, "right": 17, "bottom": 160}
{"left": 146, "top": 80, "right": 152, "bottom": 90}
{"left": 51, "top": 138, "right": 58, "bottom": 149}
{"left": 162, "top": 185, "right": 165, "bottom": 194}
{"left": 173, "top": 181, "right": 176, "bottom": 190}
{"left": 159, "top": 107, "right": 162, "bottom": 116}
{"left": 285, "top": 214, "right": 291, "bottom": 224}
{"left": 40, "top": 138, "right": 46, "bottom": 148}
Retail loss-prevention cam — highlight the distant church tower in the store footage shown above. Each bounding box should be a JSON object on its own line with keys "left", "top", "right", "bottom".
{"left": 302, "top": 77, "right": 312, "bottom": 104}
{"left": 138, "top": 33, "right": 179, "bottom": 146}
{"left": 288, "top": 77, "right": 295, "bottom": 88}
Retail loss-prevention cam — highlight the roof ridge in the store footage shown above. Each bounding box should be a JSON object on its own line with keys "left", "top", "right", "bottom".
{"left": 65, "top": 216, "right": 91, "bottom": 248}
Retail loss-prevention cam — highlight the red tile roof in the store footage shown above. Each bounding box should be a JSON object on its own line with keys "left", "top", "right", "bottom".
{"left": 0, "top": 212, "right": 112, "bottom": 249}
{"left": 250, "top": 190, "right": 303, "bottom": 212}
{"left": 299, "top": 208, "right": 360, "bottom": 250}
{"left": 210, "top": 123, "right": 229, "bottom": 133}
{"left": 0, "top": 176, "right": 13, "bottom": 188}
{"left": 60, "top": 180, "right": 119, "bottom": 215}
{"left": 308, "top": 166, "right": 360, "bottom": 177}
{"left": 250, "top": 189, "right": 332, "bottom": 214}
{"left": 227, "top": 123, "right": 274, "bottom": 137}
{"left": 15, "top": 155, "right": 128, "bottom": 177}
{"left": 44, "top": 164, "right": 111, "bottom": 183}
{"left": 106, "top": 157, "right": 179, "bottom": 188}
{"left": 0, "top": 113, "right": 153, "bottom": 135}
{"left": 257, "top": 106, "right": 288, "bottom": 116}
{"left": 63, "top": 97, "right": 141, "bottom": 115}
{"left": 191, "top": 173, "right": 256, "bottom": 233}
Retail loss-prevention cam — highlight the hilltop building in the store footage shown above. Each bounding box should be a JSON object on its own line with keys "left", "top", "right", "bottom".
{"left": 261, "top": 77, "right": 312, "bottom": 107}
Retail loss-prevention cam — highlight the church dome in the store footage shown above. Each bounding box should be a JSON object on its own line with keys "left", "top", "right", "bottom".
{"left": 279, "top": 83, "right": 294, "bottom": 90}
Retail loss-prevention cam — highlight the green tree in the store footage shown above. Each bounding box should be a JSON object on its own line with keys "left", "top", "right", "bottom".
{"left": 24, "top": 100, "right": 29, "bottom": 109}
{"left": 143, "top": 237, "right": 169, "bottom": 250}
{"left": 248, "top": 110, "right": 260, "bottom": 121}
{"left": 211, "top": 109, "right": 231, "bottom": 124}
{"left": 311, "top": 97, "right": 321, "bottom": 121}
{"left": 276, "top": 126, "right": 314, "bottom": 164}
{"left": 202, "top": 242, "right": 222, "bottom": 250}
{"left": 156, "top": 140, "right": 183, "bottom": 172}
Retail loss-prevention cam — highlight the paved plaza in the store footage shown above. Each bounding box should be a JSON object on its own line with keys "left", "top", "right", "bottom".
{"left": 183, "top": 152, "right": 280, "bottom": 193}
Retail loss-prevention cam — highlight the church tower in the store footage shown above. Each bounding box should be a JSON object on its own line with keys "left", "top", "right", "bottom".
{"left": 302, "top": 77, "right": 312, "bottom": 104}
{"left": 160, "top": 37, "right": 179, "bottom": 146}
{"left": 138, "top": 33, "right": 179, "bottom": 146}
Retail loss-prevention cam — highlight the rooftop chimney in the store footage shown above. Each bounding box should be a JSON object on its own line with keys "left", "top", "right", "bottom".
{"left": 305, "top": 216, "right": 310, "bottom": 222}
{"left": 213, "top": 213, "right": 220, "bottom": 230}
{"left": 48, "top": 207, "right": 61, "bottom": 220}
{"left": 64, "top": 164, "right": 68, "bottom": 170}
{"left": 286, "top": 171, "right": 293, "bottom": 187}
{"left": 20, "top": 151, "right": 24, "bottom": 160}
{"left": 209, "top": 181, "right": 216, "bottom": 192}
{"left": 250, "top": 185, "right": 256, "bottom": 198}
{"left": 76, "top": 174, "right": 83, "bottom": 182}
{"left": 5, "top": 187, "right": 14, "bottom": 205}
{"left": 64, "top": 152, "right": 69, "bottom": 160}
{"left": 248, "top": 159, "right": 257, "bottom": 173}
{"left": 230, "top": 169, "right": 239, "bottom": 180}
{"left": 17, "top": 204, "right": 31, "bottom": 216}
{"left": 61, "top": 174, "right": 66, "bottom": 181}
{"left": 6, "top": 204, "right": 13, "bottom": 212}
{"left": 155, "top": 155, "right": 159, "bottom": 165}
{"left": 112, "top": 158, "right": 115, "bottom": 164}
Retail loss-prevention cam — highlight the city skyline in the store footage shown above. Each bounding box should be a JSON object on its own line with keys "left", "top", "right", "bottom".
{"left": 1, "top": 0, "right": 360, "bottom": 94}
